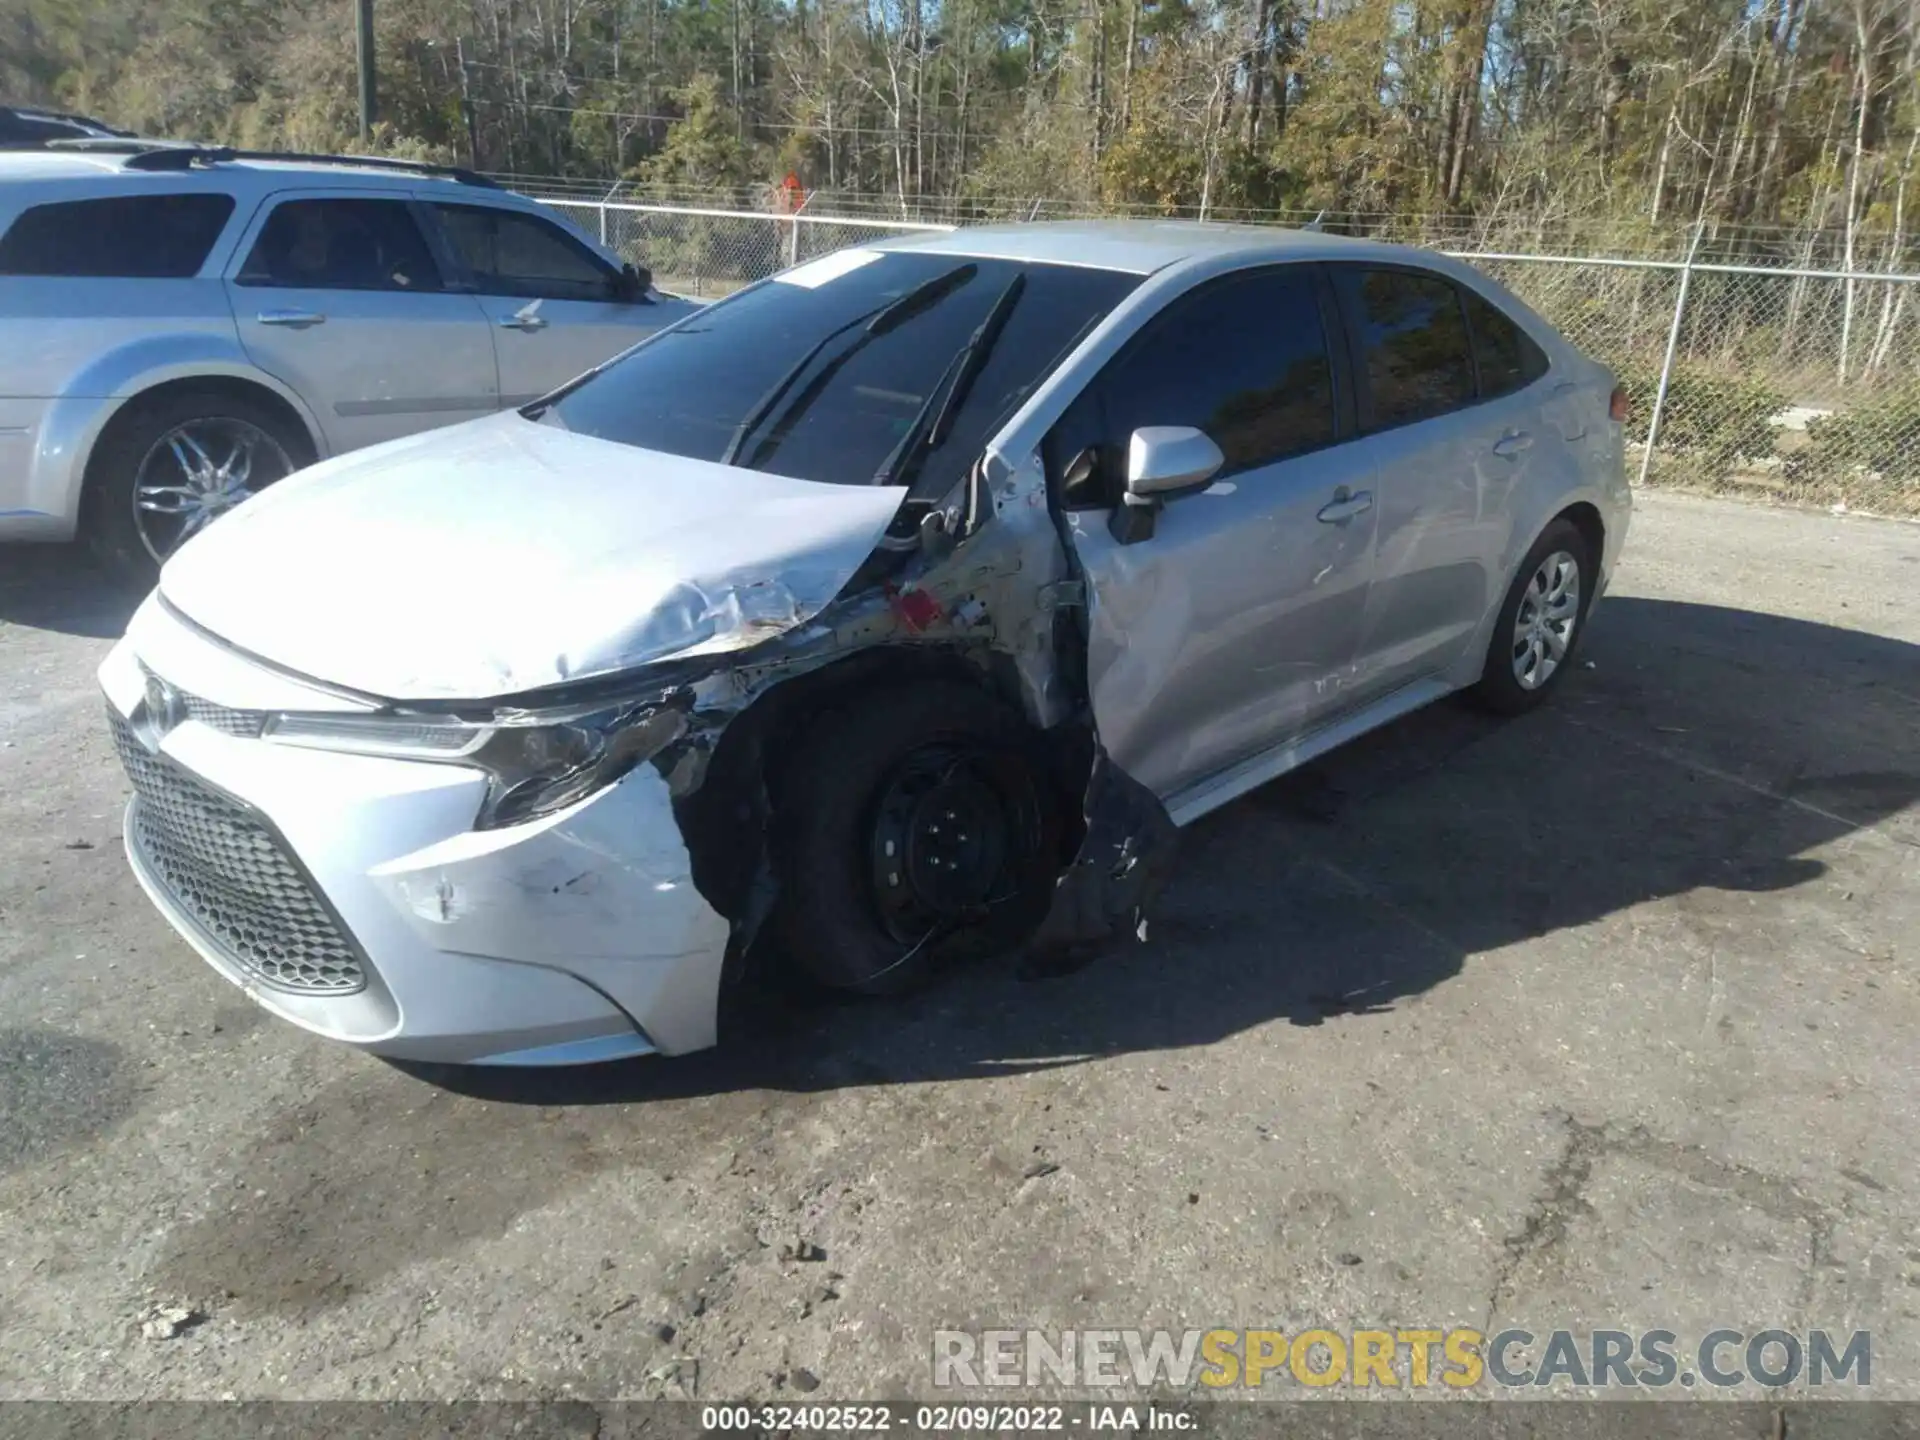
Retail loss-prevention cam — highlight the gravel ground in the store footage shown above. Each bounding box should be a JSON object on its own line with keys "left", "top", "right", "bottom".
{"left": 1, "top": 489, "right": 1916, "bottom": 1403}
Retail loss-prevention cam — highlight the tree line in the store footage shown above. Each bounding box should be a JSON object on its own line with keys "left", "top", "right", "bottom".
{"left": 5, "top": 0, "right": 1920, "bottom": 262}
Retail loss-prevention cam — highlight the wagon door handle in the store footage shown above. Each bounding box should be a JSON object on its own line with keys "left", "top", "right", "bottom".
{"left": 256, "top": 309, "right": 326, "bottom": 329}
{"left": 1493, "top": 431, "right": 1535, "bottom": 458}
{"left": 1316, "top": 489, "right": 1374, "bottom": 524}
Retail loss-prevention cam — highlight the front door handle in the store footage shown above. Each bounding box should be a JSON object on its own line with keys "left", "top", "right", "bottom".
{"left": 1493, "top": 431, "right": 1535, "bottom": 458}
{"left": 256, "top": 309, "right": 326, "bottom": 329}
{"left": 499, "top": 307, "right": 549, "bottom": 332}
{"left": 1316, "top": 489, "right": 1374, "bottom": 524}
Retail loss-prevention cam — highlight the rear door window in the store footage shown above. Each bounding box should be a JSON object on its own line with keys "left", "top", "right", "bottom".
{"left": 1336, "top": 267, "right": 1477, "bottom": 430}
{"left": 431, "top": 204, "right": 620, "bottom": 302}
{"left": 236, "top": 198, "right": 443, "bottom": 292}
{"left": 0, "top": 194, "right": 236, "bottom": 277}
{"left": 1463, "top": 289, "right": 1549, "bottom": 397}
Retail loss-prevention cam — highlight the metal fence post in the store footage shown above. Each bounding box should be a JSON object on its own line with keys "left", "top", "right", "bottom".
{"left": 787, "top": 190, "right": 809, "bottom": 270}
{"left": 1638, "top": 222, "right": 1705, "bottom": 487}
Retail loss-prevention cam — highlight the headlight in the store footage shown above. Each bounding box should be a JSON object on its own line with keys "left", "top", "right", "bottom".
{"left": 264, "top": 694, "right": 689, "bottom": 830}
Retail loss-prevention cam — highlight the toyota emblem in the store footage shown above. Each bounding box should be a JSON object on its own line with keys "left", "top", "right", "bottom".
{"left": 139, "top": 671, "right": 186, "bottom": 749}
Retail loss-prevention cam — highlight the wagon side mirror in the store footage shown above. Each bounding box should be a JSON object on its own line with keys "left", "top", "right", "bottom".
{"left": 615, "top": 262, "right": 653, "bottom": 303}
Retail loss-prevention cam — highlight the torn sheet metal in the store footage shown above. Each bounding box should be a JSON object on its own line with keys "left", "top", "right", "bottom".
{"left": 1029, "top": 748, "right": 1180, "bottom": 961}
{"left": 158, "top": 411, "right": 907, "bottom": 701}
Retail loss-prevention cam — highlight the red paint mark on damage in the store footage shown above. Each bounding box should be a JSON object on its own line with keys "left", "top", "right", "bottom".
{"left": 886, "top": 584, "right": 944, "bottom": 633}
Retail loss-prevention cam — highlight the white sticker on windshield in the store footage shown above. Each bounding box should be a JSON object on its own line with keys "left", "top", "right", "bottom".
{"left": 775, "top": 248, "right": 883, "bottom": 288}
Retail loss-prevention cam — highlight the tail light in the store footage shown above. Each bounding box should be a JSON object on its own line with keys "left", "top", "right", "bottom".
{"left": 1609, "top": 385, "right": 1630, "bottom": 423}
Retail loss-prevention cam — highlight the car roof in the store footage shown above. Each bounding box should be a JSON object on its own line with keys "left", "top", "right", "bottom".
{"left": 0, "top": 146, "right": 487, "bottom": 191}
{"left": 866, "top": 219, "right": 1429, "bottom": 275}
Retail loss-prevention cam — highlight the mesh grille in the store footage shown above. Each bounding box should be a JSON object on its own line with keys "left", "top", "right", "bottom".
{"left": 110, "top": 709, "right": 366, "bottom": 994}
{"left": 181, "top": 692, "right": 266, "bottom": 739}
{"left": 137, "top": 665, "right": 266, "bottom": 738}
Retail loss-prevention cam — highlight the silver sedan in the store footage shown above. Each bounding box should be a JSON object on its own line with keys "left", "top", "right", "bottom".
{"left": 101, "top": 220, "right": 1630, "bottom": 1065}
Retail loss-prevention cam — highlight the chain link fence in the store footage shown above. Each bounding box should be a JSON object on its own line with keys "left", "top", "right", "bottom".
{"left": 539, "top": 195, "right": 1920, "bottom": 519}
{"left": 540, "top": 197, "right": 947, "bottom": 299}
{"left": 1469, "top": 254, "right": 1920, "bottom": 516}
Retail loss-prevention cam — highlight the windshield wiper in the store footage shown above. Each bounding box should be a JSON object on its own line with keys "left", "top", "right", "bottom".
{"left": 721, "top": 263, "right": 979, "bottom": 469}
{"left": 872, "top": 271, "right": 1026, "bottom": 490}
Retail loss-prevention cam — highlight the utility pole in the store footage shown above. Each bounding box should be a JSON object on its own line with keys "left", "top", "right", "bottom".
{"left": 355, "top": 0, "right": 376, "bottom": 143}
{"left": 456, "top": 37, "right": 478, "bottom": 167}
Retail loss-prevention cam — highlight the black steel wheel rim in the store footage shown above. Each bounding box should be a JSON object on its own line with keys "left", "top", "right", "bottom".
{"left": 867, "top": 743, "right": 1029, "bottom": 946}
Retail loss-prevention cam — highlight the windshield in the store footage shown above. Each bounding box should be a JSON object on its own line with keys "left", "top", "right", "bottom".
{"left": 537, "top": 250, "right": 1141, "bottom": 493}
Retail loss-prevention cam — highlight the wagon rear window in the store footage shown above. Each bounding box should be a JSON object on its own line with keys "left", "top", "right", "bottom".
{"left": 0, "top": 193, "right": 236, "bottom": 278}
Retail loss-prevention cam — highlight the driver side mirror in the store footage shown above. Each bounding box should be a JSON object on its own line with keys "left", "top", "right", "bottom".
{"left": 1109, "top": 426, "right": 1224, "bottom": 544}
{"left": 615, "top": 262, "right": 653, "bottom": 303}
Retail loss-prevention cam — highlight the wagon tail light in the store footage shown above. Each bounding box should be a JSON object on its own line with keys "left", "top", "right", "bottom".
{"left": 1609, "top": 385, "right": 1631, "bottom": 424}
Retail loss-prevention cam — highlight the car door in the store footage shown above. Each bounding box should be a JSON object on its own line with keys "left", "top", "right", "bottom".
{"left": 226, "top": 191, "right": 497, "bottom": 454}
{"left": 1050, "top": 263, "right": 1380, "bottom": 802}
{"left": 425, "top": 200, "right": 676, "bottom": 404}
{"left": 1329, "top": 263, "right": 1521, "bottom": 702}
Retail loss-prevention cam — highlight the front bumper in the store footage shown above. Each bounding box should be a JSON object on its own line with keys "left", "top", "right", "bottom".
{"left": 99, "top": 597, "right": 732, "bottom": 1065}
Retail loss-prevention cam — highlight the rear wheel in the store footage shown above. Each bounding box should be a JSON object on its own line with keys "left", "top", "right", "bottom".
{"left": 83, "top": 389, "right": 312, "bottom": 586}
{"left": 1469, "top": 518, "right": 1594, "bottom": 715}
{"left": 773, "top": 681, "right": 1061, "bottom": 994}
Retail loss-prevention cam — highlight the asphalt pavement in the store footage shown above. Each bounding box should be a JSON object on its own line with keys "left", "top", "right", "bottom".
{"left": 1, "top": 489, "right": 1916, "bottom": 1402}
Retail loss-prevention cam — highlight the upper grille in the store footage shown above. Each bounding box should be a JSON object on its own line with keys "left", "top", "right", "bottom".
{"left": 136, "top": 665, "right": 266, "bottom": 738}
{"left": 110, "top": 709, "right": 366, "bottom": 994}
{"left": 181, "top": 692, "right": 266, "bottom": 739}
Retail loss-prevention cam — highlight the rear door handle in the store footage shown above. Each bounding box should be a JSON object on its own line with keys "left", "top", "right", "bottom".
{"left": 1493, "top": 431, "right": 1535, "bottom": 458}
{"left": 256, "top": 309, "right": 325, "bottom": 329}
{"left": 1316, "top": 490, "right": 1374, "bottom": 524}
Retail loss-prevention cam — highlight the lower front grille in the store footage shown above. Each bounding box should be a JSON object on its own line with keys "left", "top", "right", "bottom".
{"left": 109, "top": 710, "right": 366, "bottom": 995}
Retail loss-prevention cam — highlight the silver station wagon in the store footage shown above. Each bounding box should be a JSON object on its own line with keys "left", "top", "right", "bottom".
{"left": 0, "top": 143, "right": 697, "bottom": 580}
{"left": 100, "top": 220, "right": 1630, "bottom": 1066}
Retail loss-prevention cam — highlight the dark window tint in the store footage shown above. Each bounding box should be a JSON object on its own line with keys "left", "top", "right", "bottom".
{"left": 0, "top": 194, "right": 235, "bottom": 277}
{"left": 433, "top": 204, "right": 617, "bottom": 301}
{"left": 1068, "top": 267, "right": 1336, "bottom": 489}
{"left": 1341, "top": 268, "right": 1476, "bottom": 428}
{"left": 1464, "top": 289, "right": 1548, "bottom": 397}
{"left": 0, "top": 115, "right": 85, "bottom": 145}
{"left": 237, "top": 199, "right": 441, "bottom": 292}
{"left": 544, "top": 251, "right": 1138, "bottom": 493}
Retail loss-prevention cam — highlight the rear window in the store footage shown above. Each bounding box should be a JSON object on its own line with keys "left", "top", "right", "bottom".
{"left": 1464, "top": 289, "right": 1549, "bottom": 397}
{"left": 1337, "top": 267, "right": 1477, "bottom": 430}
{"left": 0, "top": 194, "right": 236, "bottom": 278}
{"left": 542, "top": 251, "right": 1140, "bottom": 495}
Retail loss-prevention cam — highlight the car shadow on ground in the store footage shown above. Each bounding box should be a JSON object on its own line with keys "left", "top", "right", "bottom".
{"left": 406, "top": 593, "right": 1920, "bottom": 1107}
{"left": 0, "top": 543, "right": 141, "bottom": 640}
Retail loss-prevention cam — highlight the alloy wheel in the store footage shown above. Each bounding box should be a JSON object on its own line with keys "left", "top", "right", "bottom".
{"left": 131, "top": 418, "right": 293, "bottom": 563}
{"left": 1511, "top": 549, "right": 1581, "bottom": 690}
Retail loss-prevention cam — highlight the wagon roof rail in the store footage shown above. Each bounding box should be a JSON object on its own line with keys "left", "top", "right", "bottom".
{"left": 44, "top": 138, "right": 498, "bottom": 187}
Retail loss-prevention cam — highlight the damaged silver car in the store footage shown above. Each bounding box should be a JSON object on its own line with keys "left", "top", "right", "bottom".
{"left": 100, "top": 221, "right": 1631, "bottom": 1066}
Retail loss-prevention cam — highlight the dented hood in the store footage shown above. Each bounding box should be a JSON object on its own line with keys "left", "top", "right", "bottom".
{"left": 158, "top": 412, "right": 906, "bottom": 701}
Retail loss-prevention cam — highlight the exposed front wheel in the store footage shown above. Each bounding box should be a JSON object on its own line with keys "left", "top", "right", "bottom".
{"left": 84, "top": 390, "right": 312, "bottom": 586}
{"left": 773, "top": 681, "right": 1062, "bottom": 994}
